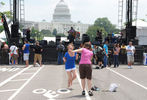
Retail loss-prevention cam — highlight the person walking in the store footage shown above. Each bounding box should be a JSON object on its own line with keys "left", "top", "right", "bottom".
{"left": 73, "top": 42, "right": 93, "bottom": 96}
{"left": 126, "top": 41, "right": 135, "bottom": 69}
{"left": 63, "top": 43, "right": 78, "bottom": 89}
{"left": 56, "top": 41, "right": 65, "bottom": 65}
{"left": 22, "top": 40, "right": 30, "bottom": 67}
{"left": 10, "top": 42, "right": 19, "bottom": 66}
{"left": 103, "top": 40, "right": 109, "bottom": 68}
{"left": 33, "top": 41, "right": 43, "bottom": 67}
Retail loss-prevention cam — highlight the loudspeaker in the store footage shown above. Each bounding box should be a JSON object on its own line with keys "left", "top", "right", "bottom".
{"left": 11, "top": 24, "right": 19, "bottom": 38}
{"left": 82, "top": 34, "right": 90, "bottom": 44}
{"left": 56, "top": 36, "right": 61, "bottom": 45}
{"left": 40, "top": 40, "right": 47, "bottom": 46}
{"left": 126, "top": 26, "right": 136, "bottom": 39}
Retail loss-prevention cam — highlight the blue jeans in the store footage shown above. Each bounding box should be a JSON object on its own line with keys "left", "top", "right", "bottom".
{"left": 58, "top": 52, "right": 63, "bottom": 64}
{"left": 104, "top": 55, "right": 108, "bottom": 67}
{"left": 113, "top": 55, "right": 119, "bottom": 67}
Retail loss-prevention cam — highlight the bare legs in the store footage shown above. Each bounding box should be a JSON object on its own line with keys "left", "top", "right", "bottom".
{"left": 25, "top": 60, "right": 29, "bottom": 67}
{"left": 81, "top": 79, "right": 92, "bottom": 91}
{"left": 67, "top": 70, "right": 77, "bottom": 88}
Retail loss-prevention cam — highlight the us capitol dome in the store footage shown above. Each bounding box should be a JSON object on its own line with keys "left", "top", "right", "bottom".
{"left": 52, "top": 0, "right": 71, "bottom": 22}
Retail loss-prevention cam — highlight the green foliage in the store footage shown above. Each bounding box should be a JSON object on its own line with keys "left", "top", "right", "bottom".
{"left": 0, "top": 25, "right": 4, "bottom": 33}
{"left": 52, "top": 28, "right": 57, "bottom": 36}
{"left": 94, "top": 17, "right": 119, "bottom": 34}
{"left": 86, "top": 25, "right": 106, "bottom": 41}
{"left": 40, "top": 29, "right": 52, "bottom": 37}
{"left": 31, "top": 27, "right": 43, "bottom": 40}
{"left": 0, "top": 2, "right": 5, "bottom": 5}
{"left": 57, "top": 33, "right": 66, "bottom": 37}
{"left": 86, "top": 17, "right": 119, "bottom": 41}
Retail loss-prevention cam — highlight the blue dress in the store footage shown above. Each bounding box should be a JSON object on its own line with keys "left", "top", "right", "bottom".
{"left": 64, "top": 52, "right": 77, "bottom": 71}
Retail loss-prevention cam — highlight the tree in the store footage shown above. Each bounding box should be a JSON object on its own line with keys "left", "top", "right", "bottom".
{"left": 86, "top": 25, "right": 106, "bottom": 41}
{"left": 0, "top": 25, "right": 4, "bottom": 33}
{"left": 57, "top": 33, "right": 65, "bottom": 37}
{"left": 40, "top": 29, "right": 52, "bottom": 37}
{"left": 0, "top": 2, "right": 12, "bottom": 32}
{"left": 52, "top": 28, "right": 57, "bottom": 36}
{"left": 31, "top": 27, "right": 43, "bottom": 40}
{"left": 94, "top": 17, "right": 119, "bottom": 34}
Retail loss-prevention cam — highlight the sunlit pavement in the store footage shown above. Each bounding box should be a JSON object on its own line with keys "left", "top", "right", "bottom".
{"left": 0, "top": 64, "right": 147, "bottom": 100}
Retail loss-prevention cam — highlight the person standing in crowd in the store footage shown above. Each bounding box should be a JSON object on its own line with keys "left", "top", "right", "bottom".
{"left": 73, "top": 42, "right": 93, "bottom": 96}
{"left": 121, "top": 43, "right": 127, "bottom": 64}
{"left": 126, "top": 41, "right": 135, "bottom": 69}
{"left": 92, "top": 45, "right": 97, "bottom": 65}
{"left": 63, "top": 43, "right": 78, "bottom": 89}
{"left": 103, "top": 40, "right": 109, "bottom": 68}
{"left": 113, "top": 43, "right": 120, "bottom": 68}
{"left": 1, "top": 42, "right": 9, "bottom": 64}
{"left": 33, "top": 41, "right": 43, "bottom": 67}
{"left": 95, "top": 45, "right": 103, "bottom": 69}
{"left": 56, "top": 41, "right": 65, "bottom": 65}
{"left": 22, "top": 40, "right": 30, "bottom": 67}
{"left": 10, "top": 42, "right": 19, "bottom": 65}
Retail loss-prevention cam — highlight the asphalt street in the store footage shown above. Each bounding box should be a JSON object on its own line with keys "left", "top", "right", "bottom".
{"left": 0, "top": 64, "right": 147, "bottom": 100}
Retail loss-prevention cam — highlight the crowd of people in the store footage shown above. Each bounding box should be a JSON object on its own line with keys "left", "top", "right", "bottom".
{"left": 0, "top": 40, "right": 43, "bottom": 67}
{"left": 56, "top": 40, "right": 136, "bottom": 96}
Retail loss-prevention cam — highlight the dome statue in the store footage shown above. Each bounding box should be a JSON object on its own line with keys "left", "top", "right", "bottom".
{"left": 52, "top": 0, "right": 71, "bottom": 23}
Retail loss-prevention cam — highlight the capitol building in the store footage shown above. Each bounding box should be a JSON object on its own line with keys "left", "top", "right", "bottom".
{"left": 26, "top": 0, "right": 90, "bottom": 36}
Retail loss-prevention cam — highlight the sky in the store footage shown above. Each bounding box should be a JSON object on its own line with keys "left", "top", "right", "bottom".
{"left": 1, "top": 0, "right": 147, "bottom": 25}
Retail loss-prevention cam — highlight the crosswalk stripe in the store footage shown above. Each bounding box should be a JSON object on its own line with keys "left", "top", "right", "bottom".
{"left": 0, "top": 68, "right": 20, "bottom": 72}
{"left": 8, "top": 68, "right": 16, "bottom": 72}
{"left": 12, "top": 68, "right": 20, "bottom": 71}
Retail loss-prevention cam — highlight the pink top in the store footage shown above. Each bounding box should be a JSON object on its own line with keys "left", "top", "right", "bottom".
{"left": 79, "top": 48, "right": 93, "bottom": 64}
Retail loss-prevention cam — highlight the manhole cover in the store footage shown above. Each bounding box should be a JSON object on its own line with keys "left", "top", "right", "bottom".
{"left": 57, "top": 88, "right": 71, "bottom": 94}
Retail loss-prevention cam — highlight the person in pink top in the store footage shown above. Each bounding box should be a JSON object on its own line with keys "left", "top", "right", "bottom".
{"left": 73, "top": 42, "right": 93, "bottom": 96}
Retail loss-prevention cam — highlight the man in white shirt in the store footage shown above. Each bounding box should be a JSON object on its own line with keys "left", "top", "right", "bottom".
{"left": 126, "top": 41, "right": 135, "bottom": 69}
{"left": 10, "top": 42, "right": 19, "bottom": 65}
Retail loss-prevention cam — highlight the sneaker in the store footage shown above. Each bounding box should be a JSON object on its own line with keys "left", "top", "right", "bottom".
{"left": 82, "top": 90, "right": 85, "bottom": 95}
{"left": 128, "top": 66, "right": 132, "bottom": 69}
{"left": 88, "top": 91, "right": 93, "bottom": 96}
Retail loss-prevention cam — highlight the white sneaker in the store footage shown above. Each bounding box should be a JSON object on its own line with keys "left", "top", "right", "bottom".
{"left": 128, "top": 66, "right": 132, "bottom": 69}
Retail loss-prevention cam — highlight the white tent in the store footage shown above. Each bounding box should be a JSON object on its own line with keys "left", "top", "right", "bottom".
{"left": 133, "top": 20, "right": 147, "bottom": 45}
{"left": 43, "top": 37, "right": 68, "bottom": 42}
{"left": 133, "top": 20, "right": 147, "bottom": 28}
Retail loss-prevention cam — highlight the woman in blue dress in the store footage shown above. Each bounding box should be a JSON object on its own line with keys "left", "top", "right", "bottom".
{"left": 63, "top": 43, "right": 78, "bottom": 88}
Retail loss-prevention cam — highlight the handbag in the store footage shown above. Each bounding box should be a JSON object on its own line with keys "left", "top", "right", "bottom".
{"left": 10, "top": 47, "right": 16, "bottom": 57}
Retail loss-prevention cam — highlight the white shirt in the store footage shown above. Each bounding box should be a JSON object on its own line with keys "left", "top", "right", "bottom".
{"left": 10, "top": 45, "right": 18, "bottom": 55}
{"left": 126, "top": 45, "right": 135, "bottom": 55}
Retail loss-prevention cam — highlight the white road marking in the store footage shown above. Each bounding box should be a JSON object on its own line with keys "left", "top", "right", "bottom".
{"left": 0, "top": 65, "right": 32, "bottom": 88}
{"left": 8, "top": 66, "right": 44, "bottom": 100}
{"left": 76, "top": 70, "right": 91, "bottom": 100}
{"left": 12, "top": 68, "right": 20, "bottom": 72}
{"left": 107, "top": 68, "right": 147, "bottom": 90}
{"left": 10, "top": 79, "right": 28, "bottom": 82}
{"left": 0, "top": 89, "right": 18, "bottom": 93}
{"left": 1, "top": 68, "right": 8, "bottom": 72}
{"left": 8, "top": 68, "right": 16, "bottom": 72}
{"left": 20, "top": 73, "right": 34, "bottom": 75}
{"left": 143, "top": 66, "right": 147, "bottom": 68}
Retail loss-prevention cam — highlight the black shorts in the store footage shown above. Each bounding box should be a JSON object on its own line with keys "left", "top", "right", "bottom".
{"left": 79, "top": 64, "right": 92, "bottom": 80}
{"left": 97, "top": 57, "right": 103, "bottom": 62}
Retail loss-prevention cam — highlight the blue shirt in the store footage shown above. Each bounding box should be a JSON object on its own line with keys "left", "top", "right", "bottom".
{"left": 103, "top": 44, "right": 108, "bottom": 55}
{"left": 23, "top": 43, "right": 30, "bottom": 53}
{"left": 64, "top": 52, "right": 77, "bottom": 69}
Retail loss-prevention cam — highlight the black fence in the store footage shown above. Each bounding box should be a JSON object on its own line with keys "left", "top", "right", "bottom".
{"left": 0, "top": 43, "right": 145, "bottom": 65}
{"left": 0, "top": 45, "right": 58, "bottom": 65}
